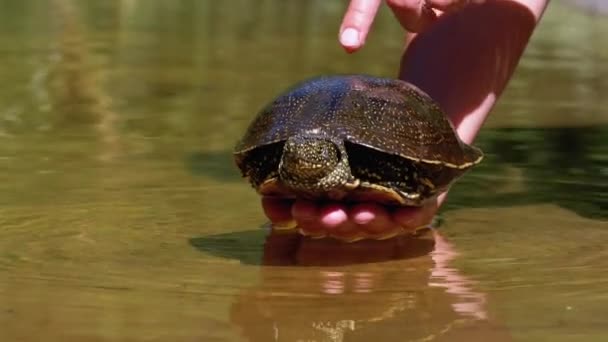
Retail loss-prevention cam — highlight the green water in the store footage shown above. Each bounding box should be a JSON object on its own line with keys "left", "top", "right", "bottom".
{"left": 0, "top": 1, "right": 606, "bottom": 341}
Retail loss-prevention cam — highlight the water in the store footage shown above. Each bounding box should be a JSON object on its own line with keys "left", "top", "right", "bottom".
{"left": 0, "top": 0, "right": 606, "bottom": 341}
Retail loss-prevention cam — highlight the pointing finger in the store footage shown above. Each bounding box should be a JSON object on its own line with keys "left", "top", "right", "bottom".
{"left": 339, "top": 0, "right": 382, "bottom": 52}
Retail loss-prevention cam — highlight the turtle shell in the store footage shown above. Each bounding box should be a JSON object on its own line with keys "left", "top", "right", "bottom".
{"left": 234, "top": 75, "right": 483, "bottom": 206}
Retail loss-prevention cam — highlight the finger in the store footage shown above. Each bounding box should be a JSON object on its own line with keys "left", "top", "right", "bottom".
{"left": 292, "top": 199, "right": 319, "bottom": 225}
{"left": 319, "top": 203, "right": 349, "bottom": 228}
{"left": 292, "top": 200, "right": 326, "bottom": 236}
{"left": 386, "top": 0, "right": 438, "bottom": 32}
{"left": 350, "top": 203, "right": 394, "bottom": 235}
{"left": 339, "top": 0, "right": 382, "bottom": 52}
{"left": 261, "top": 197, "right": 295, "bottom": 228}
{"left": 320, "top": 203, "right": 360, "bottom": 240}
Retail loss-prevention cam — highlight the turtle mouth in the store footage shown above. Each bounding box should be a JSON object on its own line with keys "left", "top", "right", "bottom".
{"left": 280, "top": 137, "right": 340, "bottom": 178}
{"left": 293, "top": 161, "right": 329, "bottom": 172}
{"left": 281, "top": 160, "right": 334, "bottom": 183}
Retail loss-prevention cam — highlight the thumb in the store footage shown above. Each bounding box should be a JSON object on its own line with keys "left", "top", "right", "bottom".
{"left": 387, "top": 0, "right": 438, "bottom": 32}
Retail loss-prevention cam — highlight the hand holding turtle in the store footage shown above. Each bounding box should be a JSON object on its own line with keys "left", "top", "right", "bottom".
{"left": 243, "top": 75, "right": 482, "bottom": 241}
{"left": 261, "top": 0, "right": 549, "bottom": 240}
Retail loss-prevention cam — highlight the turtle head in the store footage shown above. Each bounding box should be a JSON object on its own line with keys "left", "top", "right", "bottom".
{"left": 279, "top": 134, "right": 351, "bottom": 192}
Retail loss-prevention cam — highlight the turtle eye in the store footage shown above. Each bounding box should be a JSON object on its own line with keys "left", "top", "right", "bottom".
{"left": 318, "top": 141, "right": 340, "bottom": 161}
{"left": 323, "top": 143, "right": 340, "bottom": 160}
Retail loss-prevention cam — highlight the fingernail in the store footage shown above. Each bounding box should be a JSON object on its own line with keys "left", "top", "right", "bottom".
{"left": 353, "top": 210, "right": 375, "bottom": 225}
{"left": 340, "top": 28, "right": 360, "bottom": 47}
{"left": 320, "top": 209, "right": 348, "bottom": 228}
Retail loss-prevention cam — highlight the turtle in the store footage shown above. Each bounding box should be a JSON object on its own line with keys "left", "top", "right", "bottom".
{"left": 234, "top": 75, "right": 483, "bottom": 207}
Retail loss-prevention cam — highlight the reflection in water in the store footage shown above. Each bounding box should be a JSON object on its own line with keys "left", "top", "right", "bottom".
{"left": 47, "top": 0, "right": 121, "bottom": 161}
{"left": 227, "top": 230, "right": 504, "bottom": 342}
{"left": 455, "top": 125, "right": 608, "bottom": 219}
{"left": 489, "top": 126, "right": 607, "bottom": 219}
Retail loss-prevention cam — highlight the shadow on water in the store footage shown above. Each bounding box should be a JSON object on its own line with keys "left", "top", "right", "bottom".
{"left": 189, "top": 229, "right": 268, "bottom": 265}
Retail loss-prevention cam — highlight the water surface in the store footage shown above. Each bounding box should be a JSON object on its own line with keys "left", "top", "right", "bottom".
{"left": 0, "top": 1, "right": 606, "bottom": 341}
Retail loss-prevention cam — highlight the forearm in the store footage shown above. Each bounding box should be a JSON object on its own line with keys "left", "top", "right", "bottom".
{"left": 400, "top": 0, "right": 550, "bottom": 144}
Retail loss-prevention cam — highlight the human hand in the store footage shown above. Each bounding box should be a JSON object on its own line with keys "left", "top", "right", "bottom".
{"left": 261, "top": 0, "right": 548, "bottom": 241}
{"left": 262, "top": 195, "right": 443, "bottom": 241}
{"left": 339, "top": 0, "right": 471, "bottom": 52}
{"left": 259, "top": 1, "right": 462, "bottom": 241}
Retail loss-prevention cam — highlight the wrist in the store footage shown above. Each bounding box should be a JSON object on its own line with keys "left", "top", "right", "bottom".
{"left": 398, "top": 0, "right": 549, "bottom": 143}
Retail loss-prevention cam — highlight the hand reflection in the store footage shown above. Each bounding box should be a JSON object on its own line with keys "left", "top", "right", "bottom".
{"left": 230, "top": 230, "right": 504, "bottom": 341}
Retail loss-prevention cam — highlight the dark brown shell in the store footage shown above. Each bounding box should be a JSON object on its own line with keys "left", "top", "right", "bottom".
{"left": 234, "top": 75, "right": 482, "bottom": 167}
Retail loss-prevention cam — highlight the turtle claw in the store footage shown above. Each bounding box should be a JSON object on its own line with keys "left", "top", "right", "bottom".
{"left": 332, "top": 232, "right": 367, "bottom": 243}
{"left": 298, "top": 228, "right": 328, "bottom": 239}
{"left": 370, "top": 229, "right": 402, "bottom": 241}
{"left": 327, "top": 227, "right": 405, "bottom": 243}
{"left": 282, "top": 222, "right": 425, "bottom": 243}
{"left": 271, "top": 220, "right": 298, "bottom": 231}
